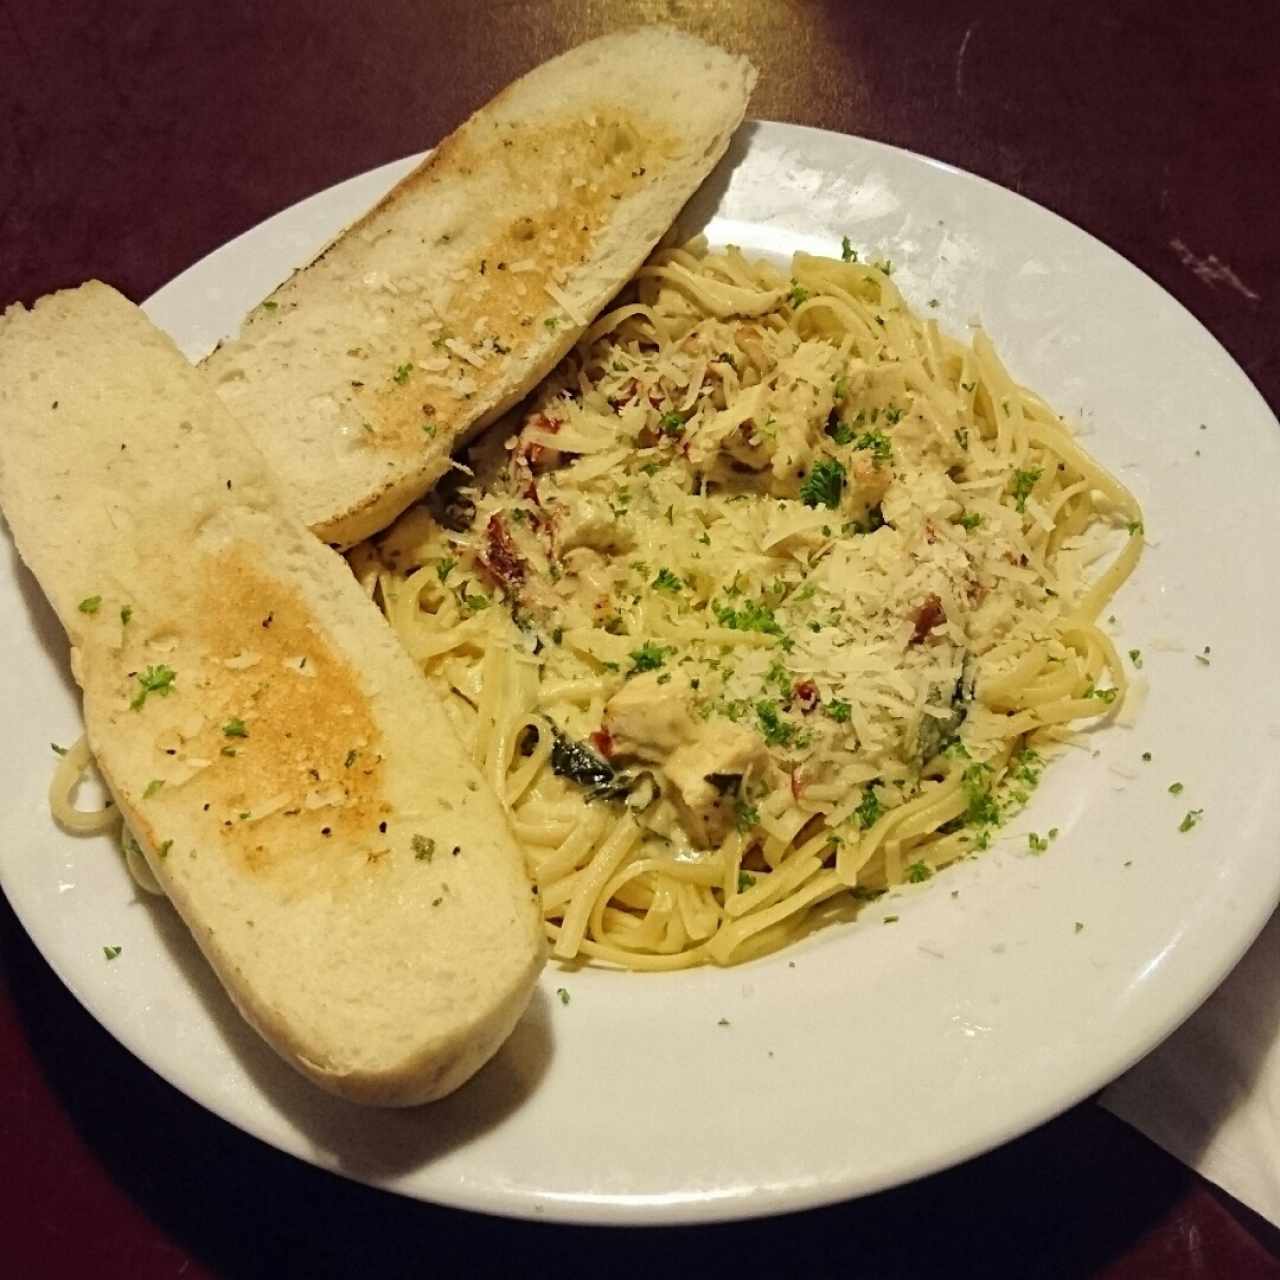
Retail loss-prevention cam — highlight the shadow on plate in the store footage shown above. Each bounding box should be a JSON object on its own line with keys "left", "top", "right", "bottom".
{"left": 672, "top": 118, "right": 759, "bottom": 241}
{"left": 138, "top": 882, "right": 554, "bottom": 1180}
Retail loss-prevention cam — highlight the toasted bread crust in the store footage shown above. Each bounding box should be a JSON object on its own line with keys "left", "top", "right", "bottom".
{"left": 203, "top": 26, "right": 756, "bottom": 546}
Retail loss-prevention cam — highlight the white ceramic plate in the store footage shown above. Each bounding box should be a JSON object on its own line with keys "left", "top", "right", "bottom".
{"left": 4, "top": 121, "right": 1279, "bottom": 1225}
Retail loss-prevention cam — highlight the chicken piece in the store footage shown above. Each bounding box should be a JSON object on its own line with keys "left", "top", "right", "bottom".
{"left": 561, "top": 547, "right": 620, "bottom": 602}
{"left": 602, "top": 672, "right": 698, "bottom": 764}
{"left": 664, "top": 722, "right": 772, "bottom": 848}
{"left": 852, "top": 451, "right": 893, "bottom": 499}
{"left": 554, "top": 492, "right": 634, "bottom": 554}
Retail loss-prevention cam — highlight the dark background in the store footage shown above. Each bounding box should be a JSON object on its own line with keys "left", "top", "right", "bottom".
{"left": 3, "top": 1, "right": 1279, "bottom": 1275}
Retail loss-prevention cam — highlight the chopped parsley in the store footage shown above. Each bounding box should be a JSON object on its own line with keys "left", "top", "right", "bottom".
{"left": 828, "top": 420, "right": 855, "bottom": 446}
{"left": 958, "top": 511, "right": 983, "bottom": 530}
{"left": 737, "top": 871, "right": 757, "bottom": 893}
{"left": 1178, "top": 809, "right": 1204, "bottom": 833}
{"left": 143, "top": 779, "right": 164, "bottom": 799}
{"left": 392, "top": 362, "right": 413, "bottom": 385}
{"left": 1074, "top": 921, "right": 1085, "bottom": 934}
{"left": 840, "top": 235, "right": 857, "bottom": 262}
{"left": 799, "top": 458, "right": 846, "bottom": 510}
{"left": 854, "top": 786, "right": 881, "bottom": 830}
{"left": 755, "top": 700, "right": 797, "bottom": 748}
{"left": 1009, "top": 749, "right": 1043, "bottom": 789}
{"left": 544, "top": 316, "right": 559, "bottom": 331}
{"left": 222, "top": 718, "right": 248, "bottom": 739}
{"left": 436, "top": 557, "right": 456, "bottom": 583}
{"left": 827, "top": 699, "right": 852, "bottom": 723}
{"left": 130, "top": 664, "right": 177, "bottom": 711}
{"left": 103, "top": 945, "right": 122, "bottom": 961}
{"left": 832, "top": 375, "right": 848, "bottom": 402}
{"left": 1027, "top": 832, "right": 1051, "bottom": 854}
{"left": 712, "top": 597, "right": 783, "bottom": 638}
{"left": 1128, "top": 648, "right": 1143, "bottom": 669}
{"left": 557, "top": 988, "right": 571, "bottom": 1006}
{"left": 50, "top": 742, "right": 68, "bottom": 756}
{"left": 628, "top": 642, "right": 670, "bottom": 675}
{"left": 882, "top": 915, "right": 899, "bottom": 925}
{"left": 854, "top": 431, "right": 893, "bottom": 466}
{"left": 658, "top": 411, "right": 686, "bottom": 437}
{"left": 412, "top": 834, "right": 436, "bottom": 862}
{"left": 787, "top": 282, "right": 810, "bottom": 308}
{"left": 651, "top": 567, "right": 683, "bottom": 593}
{"left": 734, "top": 796, "right": 759, "bottom": 832}
{"left": 905, "top": 861, "right": 933, "bottom": 883}
{"left": 77, "top": 595, "right": 102, "bottom": 615}
{"left": 1168, "top": 781, "right": 1184, "bottom": 795}
{"left": 344, "top": 749, "right": 358, "bottom": 768}
{"left": 962, "top": 763, "right": 1000, "bottom": 829}
{"left": 120, "top": 605, "right": 133, "bottom": 625}
{"left": 159, "top": 839, "right": 173, "bottom": 858}
{"left": 1127, "top": 520, "right": 1144, "bottom": 536}
{"left": 261, "top": 300, "right": 278, "bottom": 311}
{"left": 1010, "top": 467, "right": 1042, "bottom": 513}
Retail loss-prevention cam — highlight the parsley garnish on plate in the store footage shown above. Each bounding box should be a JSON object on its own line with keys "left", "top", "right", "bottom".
{"left": 1010, "top": 467, "right": 1043, "bottom": 513}
{"left": 628, "top": 642, "right": 670, "bottom": 675}
{"left": 854, "top": 786, "right": 882, "bottom": 830}
{"left": 755, "top": 700, "right": 797, "bottom": 748}
{"left": 799, "top": 458, "right": 846, "bottom": 509}
{"left": 130, "top": 664, "right": 176, "bottom": 711}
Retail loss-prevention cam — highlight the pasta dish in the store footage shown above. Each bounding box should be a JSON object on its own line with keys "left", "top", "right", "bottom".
{"left": 351, "top": 237, "right": 1144, "bottom": 970}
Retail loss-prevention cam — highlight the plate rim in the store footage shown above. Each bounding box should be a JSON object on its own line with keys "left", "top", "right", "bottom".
{"left": 4, "top": 118, "right": 1279, "bottom": 1226}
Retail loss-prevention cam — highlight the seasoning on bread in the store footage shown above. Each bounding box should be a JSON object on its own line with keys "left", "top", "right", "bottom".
{"left": 203, "top": 25, "right": 756, "bottom": 546}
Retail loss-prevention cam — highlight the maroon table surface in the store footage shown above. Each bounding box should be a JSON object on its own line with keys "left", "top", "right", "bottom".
{"left": 3, "top": 2, "right": 1279, "bottom": 1276}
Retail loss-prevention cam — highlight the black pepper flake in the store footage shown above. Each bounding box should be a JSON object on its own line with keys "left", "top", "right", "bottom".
{"left": 51, "top": 400, "right": 58, "bottom": 409}
{"left": 378, "top": 820, "right": 388, "bottom": 834}
{"left": 321, "top": 826, "right": 332, "bottom": 837}
{"left": 262, "top": 613, "right": 274, "bottom": 629}
{"left": 451, "top": 845, "right": 461, "bottom": 857}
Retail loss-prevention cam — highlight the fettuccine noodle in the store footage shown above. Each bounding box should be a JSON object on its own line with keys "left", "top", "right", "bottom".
{"left": 354, "top": 238, "right": 1144, "bottom": 969}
